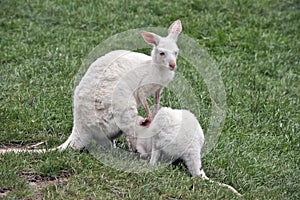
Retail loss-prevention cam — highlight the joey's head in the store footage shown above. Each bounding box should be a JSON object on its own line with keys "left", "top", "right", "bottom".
{"left": 141, "top": 20, "right": 182, "bottom": 71}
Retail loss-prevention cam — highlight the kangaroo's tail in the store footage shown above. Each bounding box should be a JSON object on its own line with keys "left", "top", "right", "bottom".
{"left": 0, "top": 142, "right": 62, "bottom": 154}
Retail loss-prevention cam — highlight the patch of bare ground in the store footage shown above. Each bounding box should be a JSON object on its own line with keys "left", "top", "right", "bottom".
{"left": 0, "top": 188, "right": 11, "bottom": 198}
{"left": 19, "top": 171, "right": 71, "bottom": 200}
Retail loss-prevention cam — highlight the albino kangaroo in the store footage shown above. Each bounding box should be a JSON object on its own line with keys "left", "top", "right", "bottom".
{"left": 131, "top": 107, "right": 242, "bottom": 197}
{"left": 132, "top": 107, "right": 207, "bottom": 178}
{"left": 0, "top": 20, "right": 182, "bottom": 154}
{"left": 58, "top": 20, "right": 182, "bottom": 150}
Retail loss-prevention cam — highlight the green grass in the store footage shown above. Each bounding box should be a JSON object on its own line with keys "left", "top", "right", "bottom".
{"left": 0, "top": 0, "right": 299, "bottom": 199}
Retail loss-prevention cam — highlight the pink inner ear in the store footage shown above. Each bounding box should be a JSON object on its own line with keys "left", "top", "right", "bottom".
{"left": 168, "top": 20, "right": 182, "bottom": 34}
{"left": 141, "top": 32, "right": 158, "bottom": 46}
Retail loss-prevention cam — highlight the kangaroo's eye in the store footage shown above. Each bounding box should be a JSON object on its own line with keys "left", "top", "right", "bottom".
{"left": 174, "top": 51, "right": 178, "bottom": 56}
{"left": 159, "top": 52, "right": 165, "bottom": 56}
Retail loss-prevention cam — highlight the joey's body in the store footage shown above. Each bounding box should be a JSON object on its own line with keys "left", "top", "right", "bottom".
{"left": 133, "top": 107, "right": 207, "bottom": 178}
{"left": 132, "top": 107, "right": 243, "bottom": 196}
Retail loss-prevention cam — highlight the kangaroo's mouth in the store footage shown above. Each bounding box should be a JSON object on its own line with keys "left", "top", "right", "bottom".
{"left": 169, "top": 66, "right": 176, "bottom": 71}
{"left": 168, "top": 62, "right": 176, "bottom": 71}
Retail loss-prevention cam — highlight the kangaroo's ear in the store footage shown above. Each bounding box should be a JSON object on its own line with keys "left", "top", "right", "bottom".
{"left": 167, "top": 19, "right": 182, "bottom": 41}
{"left": 141, "top": 31, "right": 161, "bottom": 46}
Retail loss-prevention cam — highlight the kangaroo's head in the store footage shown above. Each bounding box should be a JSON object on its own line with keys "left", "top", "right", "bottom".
{"left": 141, "top": 20, "right": 182, "bottom": 71}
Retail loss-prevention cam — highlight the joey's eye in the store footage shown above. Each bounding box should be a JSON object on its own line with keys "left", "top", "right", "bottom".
{"left": 159, "top": 52, "right": 165, "bottom": 56}
{"left": 174, "top": 51, "right": 178, "bottom": 56}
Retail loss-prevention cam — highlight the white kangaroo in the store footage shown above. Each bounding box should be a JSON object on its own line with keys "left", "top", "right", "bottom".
{"left": 0, "top": 20, "right": 182, "bottom": 153}
{"left": 131, "top": 107, "right": 242, "bottom": 197}
{"left": 58, "top": 20, "right": 182, "bottom": 150}
{"left": 132, "top": 107, "right": 208, "bottom": 178}
{"left": 0, "top": 20, "right": 182, "bottom": 154}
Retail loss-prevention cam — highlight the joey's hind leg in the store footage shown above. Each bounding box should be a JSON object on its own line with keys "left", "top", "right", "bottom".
{"left": 183, "top": 153, "right": 208, "bottom": 179}
{"left": 199, "top": 167, "right": 209, "bottom": 180}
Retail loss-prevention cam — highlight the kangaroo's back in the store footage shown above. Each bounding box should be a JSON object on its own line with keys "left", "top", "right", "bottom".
{"left": 63, "top": 20, "right": 183, "bottom": 150}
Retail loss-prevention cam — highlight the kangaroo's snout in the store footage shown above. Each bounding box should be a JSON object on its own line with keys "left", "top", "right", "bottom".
{"left": 169, "top": 61, "right": 176, "bottom": 70}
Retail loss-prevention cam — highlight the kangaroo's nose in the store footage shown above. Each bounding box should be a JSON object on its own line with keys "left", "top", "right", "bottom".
{"left": 169, "top": 61, "right": 176, "bottom": 70}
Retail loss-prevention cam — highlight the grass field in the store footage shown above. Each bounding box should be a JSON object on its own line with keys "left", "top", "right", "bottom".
{"left": 0, "top": 0, "right": 299, "bottom": 199}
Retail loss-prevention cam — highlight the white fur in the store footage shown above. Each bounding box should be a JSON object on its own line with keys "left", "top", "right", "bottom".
{"left": 133, "top": 107, "right": 208, "bottom": 179}
{"left": 58, "top": 20, "right": 182, "bottom": 150}
{"left": 132, "top": 107, "right": 243, "bottom": 196}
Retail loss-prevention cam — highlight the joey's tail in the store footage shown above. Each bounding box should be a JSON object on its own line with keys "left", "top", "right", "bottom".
{"left": 208, "top": 179, "right": 243, "bottom": 197}
{"left": 198, "top": 169, "right": 242, "bottom": 197}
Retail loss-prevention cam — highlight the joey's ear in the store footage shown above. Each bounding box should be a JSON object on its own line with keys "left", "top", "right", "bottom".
{"left": 167, "top": 19, "right": 182, "bottom": 41}
{"left": 141, "top": 31, "right": 160, "bottom": 46}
